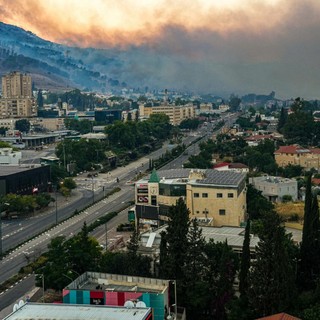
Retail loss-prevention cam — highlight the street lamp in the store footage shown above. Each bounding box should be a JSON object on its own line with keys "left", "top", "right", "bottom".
{"left": 34, "top": 273, "right": 45, "bottom": 303}
{"left": 91, "top": 177, "right": 94, "bottom": 204}
{"left": 170, "top": 280, "right": 177, "bottom": 319}
{"left": 53, "top": 184, "right": 58, "bottom": 225}
{"left": 0, "top": 202, "right": 9, "bottom": 259}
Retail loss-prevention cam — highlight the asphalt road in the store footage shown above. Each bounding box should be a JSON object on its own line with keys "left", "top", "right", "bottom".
{"left": 0, "top": 113, "right": 238, "bottom": 312}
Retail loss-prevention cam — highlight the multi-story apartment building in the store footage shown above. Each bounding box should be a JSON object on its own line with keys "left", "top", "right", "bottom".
{"left": 139, "top": 103, "right": 196, "bottom": 125}
{"left": 274, "top": 145, "right": 320, "bottom": 170}
{"left": 2, "top": 71, "right": 32, "bottom": 98}
{"left": 0, "top": 72, "right": 35, "bottom": 118}
{"left": 135, "top": 168, "right": 247, "bottom": 228}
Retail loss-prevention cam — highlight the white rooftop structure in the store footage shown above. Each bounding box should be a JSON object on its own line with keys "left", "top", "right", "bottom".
{"left": 4, "top": 303, "right": 152, "bottom": 320}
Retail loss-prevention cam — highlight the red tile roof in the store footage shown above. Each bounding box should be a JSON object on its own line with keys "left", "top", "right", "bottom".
{"left": 275, "top": 145, "right": 305, "bottom": 154}
{"left": 213, "top": 162, "right": 229, "bottom": 169}
{"left": 229, "top": 163, "right": 248, "bottom": 169}
{"left": 312, "top": 178, "right": 320, "bottom": 185}
{"left": 256, "top": 312, "right": 301, "bottom": 320}
{"left": 275, "top": 145, "right": 320, "bottom": 155}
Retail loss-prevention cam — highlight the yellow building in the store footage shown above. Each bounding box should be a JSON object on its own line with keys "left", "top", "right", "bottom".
{"left": 0, "top": 72, "right": 35, "bottom": 118}
{"left": 135, "top": 168, "right": 247, "bottom": 228}
{"left": 1, "top": 71, "right": 32, "bottom": 98}
{"left": 274, "top": 145, "right": 320, "bottom": 170}
{"left": 139, "top": 103, "right": 196, "bottom": 125}
{"left": 0, "top": 98, "right": 36, "bottom": 118}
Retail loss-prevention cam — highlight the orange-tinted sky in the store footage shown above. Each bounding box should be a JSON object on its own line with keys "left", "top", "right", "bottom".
{"left": 0, "top": 0, "right": 313, "bottom": 47}
{"left": 1, "top": 0, "right": 320, "bottom": 97}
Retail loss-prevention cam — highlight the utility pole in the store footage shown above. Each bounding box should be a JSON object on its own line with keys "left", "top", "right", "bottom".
{"left": 105, "top": 222, "right": 108, "bottom": 250}
{"left": 55, "top": 186, "right": 58, "bottom": 225}
{"left": 0, "top": 212, "right": 2, "bottom": 260}
{"left": 91, "top": 177, "right": 94, "bottom": 204}
{"left": 63, "top": 139, "right": 66, "bottom": 170}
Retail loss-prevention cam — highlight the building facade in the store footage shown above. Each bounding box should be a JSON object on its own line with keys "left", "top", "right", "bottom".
{"left": 0, "top": 165, "right": 50, "bottom": 196}
{"left": 139, "top": 103, "right": 196, "bottom": 125}
{"left": 63, "top": 272, "right": 170, "bottom": 320}
{"left": 1, "top": 72, "right": 35, "bottom": 118}
{"left": 2, "top": 71, "right": 32, "bottom": 98}
{"left": 274, "top": 145, "right": 320, "bottom": 170}
{"left": 249, "top": 175, "right": 298, "bottom": 202}
{"left": 135, "top": 168, "right": 247, "bottom": 227}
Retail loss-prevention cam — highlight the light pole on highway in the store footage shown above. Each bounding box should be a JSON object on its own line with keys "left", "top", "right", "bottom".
{"left": 54, "top": 185, "right": 58, "bottom": 225}
{"left": 91, "top": 177, "right": 94, "bottom": 204}
{"left": 35, "top": 273, "right": 45, "bottom": 303}
{"left": 0, "top": 202, "right": 9, "bottom": 259}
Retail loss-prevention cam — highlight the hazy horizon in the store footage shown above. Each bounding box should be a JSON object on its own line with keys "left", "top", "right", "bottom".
{"left": 1, "top": 0, "right": 320, "bottom": 99}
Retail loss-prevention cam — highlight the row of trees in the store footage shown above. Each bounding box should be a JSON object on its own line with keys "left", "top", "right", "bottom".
{"left": 0, "top": 193, "right": 54, "bottom": 217}
{"left": 55, "top": 114, "right": 175, "bottom": 172}
{"left": 0, "top": 178, "right": 76, "bottom": 218}
{"left": 37, "top": 222, "right": 151, "bottom": 291}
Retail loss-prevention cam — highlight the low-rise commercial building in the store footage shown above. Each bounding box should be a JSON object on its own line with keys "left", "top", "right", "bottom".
{"left": 249, "top": 175, "right": 298, "bottom": 202}
{"left": 4, "top": 303, "right": 152, "bottom": 320}
{"left": 63, "top": 272, "right": 170, "bottom": 320}
{"left": 135, "top": 168, "right": 247, "bottom": 227}
{"left": 0, "top": 165, "right": 50, "bottom": 196}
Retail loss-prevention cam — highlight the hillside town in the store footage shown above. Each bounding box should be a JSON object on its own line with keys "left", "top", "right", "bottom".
{"left": 1, "top": 68, "right": 320, "bottom": 320}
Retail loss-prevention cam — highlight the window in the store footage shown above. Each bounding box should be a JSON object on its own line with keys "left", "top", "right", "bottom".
{"left": 202, "top": 193, "right": 208, "bottom": 198}
{"left": 219, "top": 209, "right": 226, "bottom": 215}
{"left": 151, "top": 195, "right": 157, "bottom": 206}
{"left": 228, "top": 193, "right": 234, "bottom": 198}
{"left": 194, "top": 193, "right": 199, "bottom": 198}
{"left": 217, "top": 193, "right": 223, "bottom": 198}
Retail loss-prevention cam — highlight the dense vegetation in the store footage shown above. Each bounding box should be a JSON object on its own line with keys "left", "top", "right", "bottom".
{"left": 56, "top": 114, "right": 174, "bottom": 172}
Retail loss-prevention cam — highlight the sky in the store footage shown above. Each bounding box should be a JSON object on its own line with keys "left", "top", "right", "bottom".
{"left": 1, "top": 0, "right": 320, "bottom": 98}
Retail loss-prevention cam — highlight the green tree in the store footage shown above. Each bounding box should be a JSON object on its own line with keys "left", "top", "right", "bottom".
{"left": 161, "top": 198, "right": 190, "bottom": 280}
{"left": 0, "top": 126, "right": 8, "bottom": 136}
{"left": 246, "top": 184, "right": 274, "bottom": 220}
{"left": 15, "top": 119, "right": 30, "bottom": 133}
{"left": 277, "top": 107, "right": 287, "bottom": 133}
{"left": 299, "top": 173, "right": 320, "bottom": 290}
{"left": 127, "top": 228, "right": 139, "bottom": 255}
{"left": 37, "top": 89, "right": 44, "bottom": 109}
{"left": 35, "top": 193, "right": 54, "bottom": 209}
{"left": 283, "top": 98, "right": 314, "bottom": 145}
{"left": 229, "top": 94, "right": 241, "bottom": 111}
{"left": 62, "top": 178, "right": 77, "bottom": 190}
{"left": 40, "top": 236, "right": 70, "bottom": 291}
{"left": 182, "top": 219, "right": 207, "bottom": 316}
{"left": 248, "top": 211, "right": 296, "bottom": 318}
{"left": 239, "top": 220, "right": 251, "bottom": 298}
{"left": 204, "top": 240, "right": 239, "bottom": 319}
{"left": 67, "top": 222, "right": 103, "bottom": 275}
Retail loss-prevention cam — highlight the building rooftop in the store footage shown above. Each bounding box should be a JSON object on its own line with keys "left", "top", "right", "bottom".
{"left": 251, "top": 176, "right": 296, "bottom": 184}
{"left": 0, "top": 165, "right": 45, "bottom": 176}
{"left": 65, "top": 272, "right": 169, "bottom": 294}
{"left": 139, "top": 225, "right": 302, "bottom": 253}
{"left": 139, "top": 169, "right": 245, "bottom": 187}
{"left": 4, "top": 303, "right": 151, "bottom": 320}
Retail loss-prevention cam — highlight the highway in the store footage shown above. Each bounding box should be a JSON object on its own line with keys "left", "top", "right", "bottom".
{"left": 0, "top": 113, "right": 238, "bottom": 313}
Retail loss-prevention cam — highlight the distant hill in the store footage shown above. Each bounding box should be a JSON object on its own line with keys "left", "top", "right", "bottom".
{"left": 0, "top": 22, "right": 126, "bottom": 92}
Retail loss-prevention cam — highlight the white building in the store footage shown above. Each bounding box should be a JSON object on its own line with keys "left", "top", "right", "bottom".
{"left": 0, "top": 148, "right": 22, "bottom": 165}
{"left": 249, "top": 175, "right": 298, "bottom": 202}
